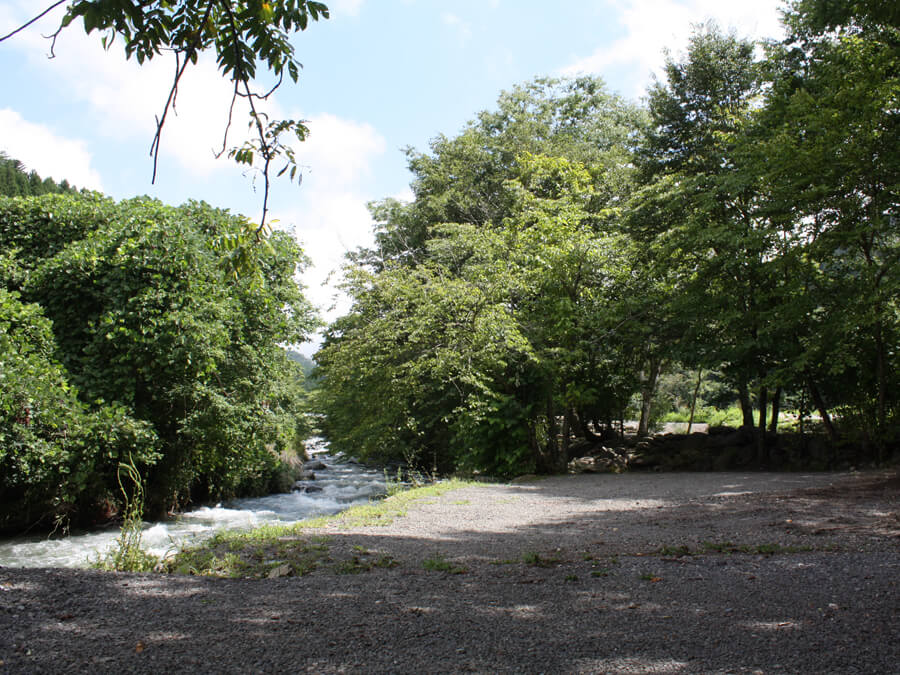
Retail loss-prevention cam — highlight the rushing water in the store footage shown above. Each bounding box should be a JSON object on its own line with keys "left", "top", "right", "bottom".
{"left": 0, "top": 448, "right": 386, "bottom": 569}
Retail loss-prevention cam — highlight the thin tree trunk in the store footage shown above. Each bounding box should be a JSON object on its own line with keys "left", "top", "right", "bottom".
{"left": 637, "top": 357, "right": 662, "bottom": 437}
{"left": 546, "top": 397, "right": 559, "bottom": 471}
{"left": 738, "top": 379, "right": 754, "bottom": 427}
{"left": 807, "top": 379, "right": 839, "bottom": 443}
{"left": 687, "top": 368, "right": 703, "bottom": 434}
{"left": 874, "top": 323, "right": 887, "bottom": 434}
{"left": 768, "top": 387, "right": 782, "bottom": 434}
{"left": 757, "top": 385, "right": 768, "bottom": 466}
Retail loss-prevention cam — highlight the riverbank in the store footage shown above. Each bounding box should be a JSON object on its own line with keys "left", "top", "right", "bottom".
{"left": 1, "top": 470, "right": 898, "bottom": 673}
{"left": 0, "top": 454, "right": 387, "bottom": 569}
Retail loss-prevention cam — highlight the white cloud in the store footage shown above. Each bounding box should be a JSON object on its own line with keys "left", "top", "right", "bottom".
{"left": 293, "top": 113, "right": 386, "bottom": 188}
{"left": 329, "top": 0, "right": 366, "bottom": 17}
{"left": 272, "top": 114, "right": 387, "bottom": 338}
{"left": 54, "top": 35, "right": 245, "bottom": 176}
{"left": 392, "top": 186, "right": 415, "bottom": 203}
{"left": 0, "top": 109, "right": 103, "bottom": 190}
{"left": 442, "top": 12, "right": 473, "bottom": 44}
{"left": 562, "top": 0, "right": 785, "bottom": 98}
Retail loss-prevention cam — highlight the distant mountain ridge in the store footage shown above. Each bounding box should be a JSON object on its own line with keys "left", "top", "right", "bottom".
{"left": 286, "top": 349, "right": 317, "bottom": 380}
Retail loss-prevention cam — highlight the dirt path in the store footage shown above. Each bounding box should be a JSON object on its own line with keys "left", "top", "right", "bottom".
{"left": 1, "top": 470, "right": 898, "bottom": 674}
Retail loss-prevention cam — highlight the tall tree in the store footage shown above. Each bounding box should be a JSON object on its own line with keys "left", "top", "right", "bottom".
{"left": 632, "top": 24, "right": 787, "bottom": 452}
{"left": 1, "top": 192, "right": 318, "bottom": 523}
{"left": 757, "top": 0, "right": 900, "bottom": 443}
{"left": 357, "top": 76, "right": 646, "bottom": 270}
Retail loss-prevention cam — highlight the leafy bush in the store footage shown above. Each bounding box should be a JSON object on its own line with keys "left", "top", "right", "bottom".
{"left": 0, "top": 193, "right": 317, "bottom": 527}
{"left": 0, "top": 287, "right": 159, "bottom": 530}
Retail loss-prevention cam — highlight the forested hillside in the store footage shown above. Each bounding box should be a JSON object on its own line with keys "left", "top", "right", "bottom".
{"left": 315, "top": 1, "right": 899, "bottom": 476}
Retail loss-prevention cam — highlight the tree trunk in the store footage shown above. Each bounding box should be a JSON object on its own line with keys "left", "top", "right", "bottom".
{"left": 576, "top": 410, "right": 603, "bottom": 443}
{"left": 757, "top": 385, "right": 768, "bottom": 467}
{"left": 807, "top": 379, "right": 839, "bottom": 443}
{"left": 738, "top": 379, "right": 754, "bottom": 427}
{"left": 599, "top": 416, "right": 615, "bottom": 441}
{"left": 687, "top": 368, "right": 703, "bottom": 434}
{"left": 874, "top": 322, "right": 887, "bottom": 435}
{"left": 768, "top": 387, "right": 781, "bottom": 434}
{"left": 637, "top": 357, "right": 662, "bottom": 437}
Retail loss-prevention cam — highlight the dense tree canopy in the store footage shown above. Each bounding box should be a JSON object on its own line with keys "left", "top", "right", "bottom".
{"left": 0, "top": 192, "right": 317, "bottom": 529}
{"left": 316, "top": 0, "right": 899, "bottom": 477}
{"left": 319, "top": 77, "right": 651, "bottom": 475}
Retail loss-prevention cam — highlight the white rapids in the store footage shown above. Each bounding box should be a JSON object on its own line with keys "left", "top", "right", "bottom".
{"left": 0, "top": 449, "right": 386, "bottom": 569}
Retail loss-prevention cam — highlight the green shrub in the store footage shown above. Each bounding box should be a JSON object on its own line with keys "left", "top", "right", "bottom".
{"left": 1, "top": 193, "right": 318, "bottom": 526}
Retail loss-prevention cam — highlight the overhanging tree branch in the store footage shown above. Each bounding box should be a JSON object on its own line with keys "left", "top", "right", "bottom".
{"left": 0, "top": 1, "right": 67, "bottom": 43}
{"left": 2, "top": 1, "right": 329, "bottom": 233}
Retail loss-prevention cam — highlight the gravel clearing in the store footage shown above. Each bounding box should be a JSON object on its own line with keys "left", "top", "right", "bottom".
{"left": 1, "top": 470, "right": 898, "bottom": 673}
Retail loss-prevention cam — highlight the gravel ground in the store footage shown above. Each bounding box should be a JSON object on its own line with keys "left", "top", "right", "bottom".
{"left": 1, "top": 470, "right": 898, "bottom": 674}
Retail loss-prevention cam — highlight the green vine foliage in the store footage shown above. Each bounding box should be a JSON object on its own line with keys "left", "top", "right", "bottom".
{"left": 0, "top": 193, "right": 317, "bottom": 530}
{"left": 0, "top": 286, "right": 158, "bottom": 531}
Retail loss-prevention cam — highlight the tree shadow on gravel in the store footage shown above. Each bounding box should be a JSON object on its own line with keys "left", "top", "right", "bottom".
{"left": 1, "top": 470, "right": 897, "bottom": 674}
{"left": 318, "top": 470, "right": 899, "bottom": 566}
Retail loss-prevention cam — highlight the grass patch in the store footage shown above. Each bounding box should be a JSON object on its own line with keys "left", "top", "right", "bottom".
{"left": 657, "top": 545, "right": 693, "bottom": 557}
{"left": 701, "top": 541, "right": 813, "bottom": 555}
{"left": 522, "top": 551, "right": 561, "bottom": 567}
{"left": 164, "top": 530, "right": 331, "bottom": 578}
{"left": 640, "top": 573, "right": 663, "bottom": 582}
{"left": 657, "top": 406, "right": 804, "bottom": 431}
{"left": 657, "top": 405, "right": 744, "bottom": 428}
{"left": 753, "top": 543, "right": 812, "bottom": 555}
{"left": 160, "top": 479, "right": 481, "bottom": 578}
{"left": 588, "top": 555, "right": 620, "bottom": 578}
{"left": 335, "top": 554, "right": 399, "bottom": 574}
{"left": 696, "top": 541, "right": 813, "bottom": 555}
{"left": 302, "top": 478, "right": 481, "bottom": 529}
{"left": 422, "top": 555, "right": 467, "bottom": 574}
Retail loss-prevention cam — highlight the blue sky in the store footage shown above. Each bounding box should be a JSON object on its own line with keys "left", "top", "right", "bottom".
{"left": 0, "top": 0, "right": 785, "bottom": 352}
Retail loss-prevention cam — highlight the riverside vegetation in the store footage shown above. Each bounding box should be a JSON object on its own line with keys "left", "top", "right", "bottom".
{"left": 1, "top": 0, "right": 898, "bottom": 546}
{"left": 0, "top": 190, "right": 317, "bottom": 532}
{"left": 315, "top": 2, "right": 900, "bottom": 478}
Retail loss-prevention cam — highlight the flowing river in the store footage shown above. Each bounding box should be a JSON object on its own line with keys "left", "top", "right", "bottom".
{"left": 0, "top": 446, "right": 387, "bottom": 569}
